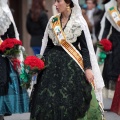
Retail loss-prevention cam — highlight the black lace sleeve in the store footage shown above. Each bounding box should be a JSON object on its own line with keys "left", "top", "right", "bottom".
{"left": 43, "top": 37, "right": 55, "bottom": 56}
{"left": 78, "top": 31, "right": 92, "bottom": 70}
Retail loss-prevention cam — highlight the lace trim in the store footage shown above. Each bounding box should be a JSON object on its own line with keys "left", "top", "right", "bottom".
{"left": 0, "top": 8, "right": 11, "bottom": 35}
{"left": 48, "top": 10, "right": 82, "bottom": 45}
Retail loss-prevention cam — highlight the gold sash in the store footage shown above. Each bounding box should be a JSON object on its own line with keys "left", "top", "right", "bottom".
{"left": 51, "top": 16, "right": 95, "bottom": 88}
{"left": 51, "top": 16, "right": 84, "bottom": 72}
{"left": 109, "top": 7, "right": 120, "bottom": 27}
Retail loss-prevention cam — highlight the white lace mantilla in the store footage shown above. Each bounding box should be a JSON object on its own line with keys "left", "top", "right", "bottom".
{"left": 0, "top": 8, "right": 11, "bottom": 35}
{"left": 48, "top": 10, "right": 82, "bottom": 45}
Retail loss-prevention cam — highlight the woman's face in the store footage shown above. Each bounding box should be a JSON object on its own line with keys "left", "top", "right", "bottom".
{"left": 54, "top": 0, "right": 68, "bottom": 13}
{"left": 86, "top": 0, "right": 95, "bottom": 10}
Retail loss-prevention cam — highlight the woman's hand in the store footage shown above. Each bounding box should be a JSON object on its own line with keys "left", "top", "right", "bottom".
{"left": 85, "top": 69, "right": 94, "bottom": 83}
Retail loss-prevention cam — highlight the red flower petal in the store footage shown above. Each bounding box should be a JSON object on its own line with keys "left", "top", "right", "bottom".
{"left": 24, "top": 56, "right": 45, "bottom": 71}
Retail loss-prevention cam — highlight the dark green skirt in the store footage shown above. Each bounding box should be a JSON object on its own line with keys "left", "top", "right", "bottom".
{"left": 30, "top": 46, "right": 102, "bottom": 120}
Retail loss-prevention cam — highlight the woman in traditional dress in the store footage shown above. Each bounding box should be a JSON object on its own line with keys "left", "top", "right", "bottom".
{"left": 98, "top": 0, "right": 120, "bottom": 99}
{"left": 99, "top": 0, "right": 120, "bottom": 114}
{"left": 0, "top": 0, "right": 29, "bottom": 120}
{"left": 30, "top": 0, "right": 105, "bottom": 119}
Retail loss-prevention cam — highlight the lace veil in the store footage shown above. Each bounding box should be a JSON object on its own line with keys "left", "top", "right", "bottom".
{"left": 71, "top": 0, "right": 104, "bottom": 103}
{"left": 40, "top": 0, "right": 104, "bottom": 103}
{"left": 0, "top": 0, "right": 19, "bottom": 39}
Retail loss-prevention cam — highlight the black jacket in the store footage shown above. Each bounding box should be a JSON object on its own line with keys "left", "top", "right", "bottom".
{"left": 26, "top": 10, "right": 48, "bottom": 47}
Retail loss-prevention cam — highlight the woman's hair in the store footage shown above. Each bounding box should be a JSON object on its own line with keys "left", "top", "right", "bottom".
{"left": 31, "top": 0, "right": 47, "bottom": 21}
{"left": 85, "top": 0, "right": 97, "bottom": 6}
{"left": 64, "top": 0, "right": 74, "bottom": 8}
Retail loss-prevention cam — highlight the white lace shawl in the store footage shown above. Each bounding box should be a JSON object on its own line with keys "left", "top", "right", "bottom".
{"left": 0, "top": 8, "right": 11, "bottom": 35}
{"left": 48, "top": 10, "right": 82, "bottom": 45}
{"left": 0, "top": 0, "right": 19, "bottom": 39}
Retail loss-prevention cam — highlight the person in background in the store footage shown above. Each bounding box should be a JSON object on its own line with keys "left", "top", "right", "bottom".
{"left": 82, "top": 0, "right": 104, "bottom": 52}
{"left": 0, "top": 0, "right": 29, "bottom": 120}
{"left": 30, "top": 0, "right": 105, "bottom": 120}
{"left": 98, "top": 0, "right": 120, "bottom": 111}
{"left": 26, "top": 0, "right": 48, "bottom": 55}
{"left": 82, "top": 0, "right": 102, "bottom": 10}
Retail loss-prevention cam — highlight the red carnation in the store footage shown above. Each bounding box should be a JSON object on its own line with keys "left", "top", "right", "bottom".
{"left": 20, "top": 56, "right": 45, "bottom": 89}
{"left": 0, "top": 38, "right": 22, "bottom": 52}
{"left": 24, "top": 56, "right": 45, "bottom": 71}
{"left": 99, "top": 38, "right": 112, "bottom": 52}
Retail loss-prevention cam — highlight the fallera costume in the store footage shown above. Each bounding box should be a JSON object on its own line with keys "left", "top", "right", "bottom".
{"left": 98, "top": 0, "right": 120, "bottom": 115}
{"left": 98, "top": 0, "right": 120, "bottom": 99}
{"left": 30, "top": 0, "right": 105, "bottom": 120}
{"left": 0, "top": 0, "right": 29, "bottom": 116}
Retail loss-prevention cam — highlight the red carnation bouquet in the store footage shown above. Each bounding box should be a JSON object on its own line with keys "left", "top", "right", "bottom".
{"left": 0, "top": 38, "right": 22, "bottom": 57}
{"left": 20, "top": 56, "right": 45, "bottom": 88}
{"left": 97, "top": 38, "right": 112, "bottom": 64}
{"left": 24, "top": 56, "right": 44, "bottom": 70}
{"left": 0, "top": 38, "right": 24, "bottom": 73}
{"left": 97, "top": 38, "right": 112, "bottom": 52}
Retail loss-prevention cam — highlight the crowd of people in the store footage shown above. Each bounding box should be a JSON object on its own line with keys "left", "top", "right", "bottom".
{"left": 81, "top": 0, "right": 104, "bottom": 52}
{"left": 0, "top": 0, "right": 120, "bottom": 120}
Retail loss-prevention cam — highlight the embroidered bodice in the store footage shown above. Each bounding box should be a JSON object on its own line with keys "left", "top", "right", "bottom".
{"left": 48, "top": 10, "right": 82, "bottom": 46}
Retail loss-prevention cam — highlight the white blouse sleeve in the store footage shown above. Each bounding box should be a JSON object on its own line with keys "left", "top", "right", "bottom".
{"left": 40, "top": 18, "right": 51, "bottom": 56}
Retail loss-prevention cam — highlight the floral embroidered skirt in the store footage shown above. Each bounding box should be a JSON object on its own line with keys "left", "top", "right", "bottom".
{"left": 0, "top": 61, "right": 29, "bottom": 115}
{"left": 30, "top": 46, "right": 102, "bottom": 120}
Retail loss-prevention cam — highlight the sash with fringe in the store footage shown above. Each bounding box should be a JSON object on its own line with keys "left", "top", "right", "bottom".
{"left": 51, "top": 16, "right": 95, "bottom": 88}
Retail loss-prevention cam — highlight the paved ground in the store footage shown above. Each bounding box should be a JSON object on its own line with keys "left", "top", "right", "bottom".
{"left": 103, "top": 98, "right": 120, "bottom": 120}
{"left": 4, "top": 98, "right": 120, "bottom": 120}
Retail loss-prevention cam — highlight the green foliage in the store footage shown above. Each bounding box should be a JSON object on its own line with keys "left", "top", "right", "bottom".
{"left": 4, "top": 45, "right": 20, "bottom": 57}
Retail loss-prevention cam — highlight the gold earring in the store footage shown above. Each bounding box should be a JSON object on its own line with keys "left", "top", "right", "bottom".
{"left": 66, "top": 5, "right": 70, "bottom": 12}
